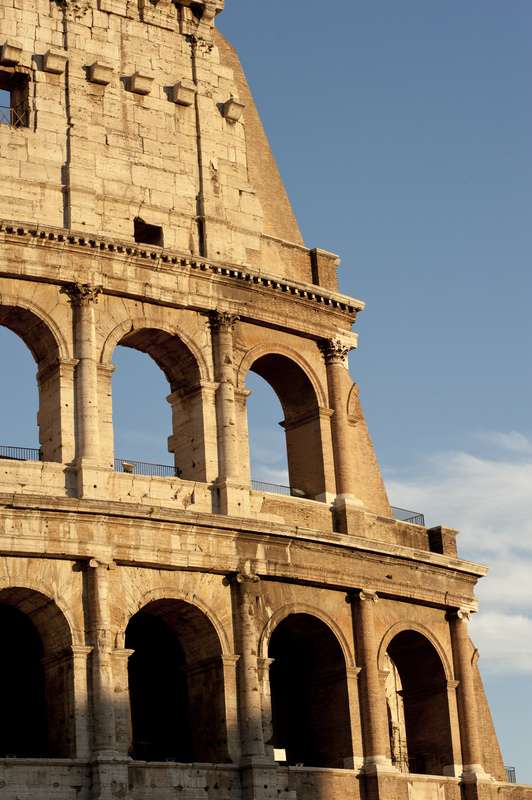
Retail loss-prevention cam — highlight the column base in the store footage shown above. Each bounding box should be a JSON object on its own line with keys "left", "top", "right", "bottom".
{"left": 74, "top": 461, "right": 112, "bottom": 500}
{"left": 461, "top": 765, "right": 495, "bottom": 783}
{"left": 239, "top": 759, "right": 295, "bottom": 800}
{"left": 333, "top": 494, "right": 366, "bottom": 535}
{"left": 215, "top": 478, "right": 251, "bottom": 517}
{"left": 90, "top": 755, "right": 128, "bottom": 800}
{"left": 362, "top": 756, "right": 398, "bottom": 776}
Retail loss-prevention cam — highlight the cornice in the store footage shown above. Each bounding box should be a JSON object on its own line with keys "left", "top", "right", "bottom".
{"left": 0, "top": 220, "right": 364, "bottom": 319}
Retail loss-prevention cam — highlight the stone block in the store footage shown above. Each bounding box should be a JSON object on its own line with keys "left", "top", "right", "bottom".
{"left": 0, "top": 37, "right": 22, "bottom": 64}
{"left": 42, "top": 48, "right": 67, "bottom": 74}
{"left": 129, "top": 70, "right": 154, "bottom": 95}
{"left": 87, "top": 60, "right": 113, "bottom": 85}
{"left": 222, "top": 96, "right": 245, "bottom": 123}
{"left": 170, "top": 78, "right": 195, "bottom": 106}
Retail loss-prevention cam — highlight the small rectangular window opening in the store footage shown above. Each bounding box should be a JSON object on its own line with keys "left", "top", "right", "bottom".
{"left": 134, "top": 217, "right": 164, "bottom": 247}
{"left": 0, "top": 72, "right": 29, "bottom": 128}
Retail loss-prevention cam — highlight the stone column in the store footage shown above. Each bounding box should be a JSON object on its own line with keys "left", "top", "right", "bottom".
{"left": 449, "top": 609, "right": 488, "bottom": 778}
{"left": 349, "top": 590, "right": 393, "bottom": 772}
{"left": 63, "top": 283, "right": 102, "bottom": 465}
{"left": 86, "top": 559, "right": 117, "bottom": 757}
{"left": 210, "top": 312, "right": 248, "bottom": 515}
{"left": 320, "top": 338, "right": 364, "bottom": 533}
{"left": 233, "top": 571, "right": 266, "bottom": 761}
{"left": 319, "top": 338, "right": 355, "bottom": 497}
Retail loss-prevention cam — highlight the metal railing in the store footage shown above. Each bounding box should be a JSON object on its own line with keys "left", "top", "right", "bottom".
{"left": 114, "top": 458, "right": 180, "bottom": 479}
{"left": 251, "top": 479, "right": 306, "bottom": 498}
{"left": 505, "top": 767, "right": 516, "bottom": 784}
{"left": 392, "top": 506, "right": 425, "bottom": 526}
{"left": 0, "top": 100, "right": 28, "bottom": 128}
{"left": 0, "top": 445, "right": 41, "bottom": 462}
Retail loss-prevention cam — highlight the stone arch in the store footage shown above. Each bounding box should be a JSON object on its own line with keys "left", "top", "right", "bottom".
{"left": 128, "top": 586, "right": 231, "bottom": 657}
{"left": 100, "top": 316, "right": 211, "bottom": 384}
{"left": 0, "top": 294, "right": 70, "bottom": 365}
{"left": 102, "top": 317, "right": 213, "bottom": 480}
{"left": 238, "top": 345, "right": 329, "bottom": 498}
{"left": 0, "top": 585, "right": 76, "bottom": 758}
{"left": 377, "top": 621, "right": 452, "bottom": 682}
{"left": 125, "top": 593, "right": 230, "bottom": 763}
{"left": 381, "top": 623, "right": 455, "bottom": 775}
{"left": 259, "top": 602, "right": 354, "bottom": 668}
{"left": 236, "top": 343, "right": 327, "bottom": 407}
{"left": 0, "top": 296, "right": 72, "bottom": 461}
{"left": 266, "top": 609, "right": 354, "bottom": 768}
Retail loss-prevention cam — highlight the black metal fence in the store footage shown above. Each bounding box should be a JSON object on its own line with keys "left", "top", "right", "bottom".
{"left": 114, "top": 458, "right": 180, "bottom": 478}
{"left": 251, "top": 479, "right": 306, "bottom": 498}
{"left": 392, "top": 506, "right": 425, "bottom": 526}
{"left": 505, "top": 767, "right": 517, "bottom": 784}
{"left": 0, "top": 100, "right": 28, "bottom": 128}
{"left": 0, "top": 445, "right": 41, "bottom": 462}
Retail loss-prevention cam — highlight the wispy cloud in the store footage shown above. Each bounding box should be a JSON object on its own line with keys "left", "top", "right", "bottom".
{"left": 386, "top": 432, "right": 532, "bottom": 674}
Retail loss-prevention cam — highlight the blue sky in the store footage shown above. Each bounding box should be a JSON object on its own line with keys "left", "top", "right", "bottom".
{"left": 0, "top": 0, "right": 531, "bottom": 781}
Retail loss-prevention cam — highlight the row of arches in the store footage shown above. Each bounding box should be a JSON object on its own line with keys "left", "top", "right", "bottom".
{"left": 0, "top": 307, "right": 329, "bottom": 498}
{"left": 0, "top": 585, "right": 455, "bottom": 774}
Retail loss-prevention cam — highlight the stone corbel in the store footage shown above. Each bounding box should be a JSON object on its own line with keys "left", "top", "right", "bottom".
{"left": 170, "top": 78, "right": 196, "bottom": 106}
{"left": 222, "top": 96, "right": 245, "bottom": 123}
{"left": 87, "top": 61, "right": 113, "bottom": 86}
{"left": 129, "top": 71, "right": 154, "bottom": 95}
{"left": 43, "top": 49, "right": 68, "bottom": 75}
{"left": 1, "top": 39, "right": 23, "bottom": 66}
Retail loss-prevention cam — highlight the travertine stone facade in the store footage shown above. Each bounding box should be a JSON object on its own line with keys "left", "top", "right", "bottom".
{"left": 0, "top": 1, "right": 528, "bottom": 799}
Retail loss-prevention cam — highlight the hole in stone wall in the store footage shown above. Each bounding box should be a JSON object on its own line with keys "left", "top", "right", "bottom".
{"left": 0, "top": 71, "right": 29, "bottom": 128}
{"left": 134, "top": 217, "right": 164, "bottom": 247}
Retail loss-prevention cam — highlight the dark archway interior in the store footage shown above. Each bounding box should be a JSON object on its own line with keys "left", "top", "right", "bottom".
{"left": 125, "top": 599, "right": 228, "bottom": 763}
{"left": 387, "top": 631, "right": 454, "bottom": 775}
{"left": 268, "top": 613, "right": 352, "bottom": 768}
{"left": 248, "top": 354, "right": 326, "bottom": 498}
{"left": 0, "top": 603, "right": 48, "bottom": 757}
{"left": 0, "top": 588, "right": 75, "bottom": 758}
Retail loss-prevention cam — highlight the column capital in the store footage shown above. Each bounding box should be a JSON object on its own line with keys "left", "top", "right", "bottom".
{"left": 61, "top": 282, "right": 103, "bottom": 306}
{"left": 234, "top": 569, "right": 260, "bottom": 586}
{"left": 209, "top": 309, "right": 239, "bottom": 333}
{"left": 347, "top": 589, "right": 378, "bottom": 604}
{"left": 87, "top": 558, "right": 117, "bottom": 571}
{"left": 448, "top": 607, "right": 473, "bottom": 623}
{"left": 319, "top": 337, "right": 353, "bottom": 367}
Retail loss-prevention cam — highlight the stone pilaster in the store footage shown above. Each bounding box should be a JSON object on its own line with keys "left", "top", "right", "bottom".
{"left": 63, "top": 283, "right": 102, "bottom": 464}
{"left": 233, "top": 570, "right": 266, "bottom": 761}
{"left": 349, "top": 590, "right": 394, "bottom": 773}
{"left": 320, "top": 338, "right": 364, "bottom": 532}
{"left": 86, "top": 559, "right": 117, "bottom": 757}
{"left": 449, "top": 609, "right": 491, "bottom": 781}
{"left": 210, "top": 312, "right": 249, "bottom": 515}
{"left": 71, "top": 644, "right": 93, "bottom": 760}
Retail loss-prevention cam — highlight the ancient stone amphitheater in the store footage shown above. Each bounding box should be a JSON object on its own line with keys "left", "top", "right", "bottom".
{"left": 0, "top": 0, "right": 528, "bottom": 798}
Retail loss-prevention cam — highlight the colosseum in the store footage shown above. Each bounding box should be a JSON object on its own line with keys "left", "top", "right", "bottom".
{"left": 0, "top": 0, "right": 528, "bottom": 798}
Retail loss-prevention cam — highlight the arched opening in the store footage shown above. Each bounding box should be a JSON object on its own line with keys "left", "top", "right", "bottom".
{"left": 125, "top": 599, "right": 229, "bottom": 763}
{"left": 0, "top": 587, "right": 75, "bottom": 758}
{"left": 245, "top": 372, "right": 289, "bottom": 486}
{"left": 112, "top": 328, "right": 207, "bottom": 480}
{"left": 268, "top": 613, "right": 353, "bottom": 768}
{"left": 0, "top": 306, "right": 63, "bottom": 462}
{"left": 246, "top": 354, "right": 327, "bottom": 499}
{"left": 385, "top": 630, "right": 454, "bottom": 775}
